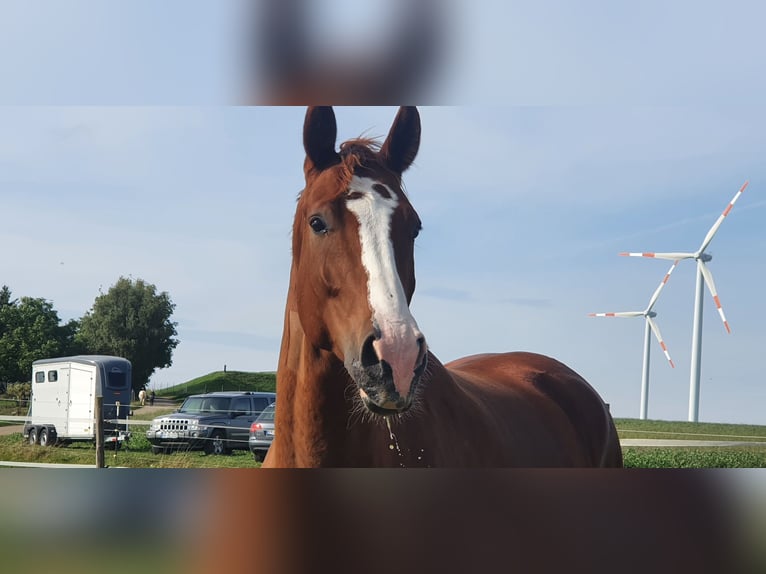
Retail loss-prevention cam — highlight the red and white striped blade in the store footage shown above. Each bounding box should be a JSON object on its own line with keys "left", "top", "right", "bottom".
{"left": 698, "top": 180, "right": 749, "bottom": 254}
{"left": 646, "top": 316, "right": 675, "bottom": 368}
{"left": 698, "top": 260, "right": 731, "bottom": 333}
{"left": 619, "top": 251, "right": 694, "bottom": 260}
{"left": 646, "top": 260, "right": 680, "bottom": 312}
{"left": 589, "top": 311, "right": 644, "bottom": 318}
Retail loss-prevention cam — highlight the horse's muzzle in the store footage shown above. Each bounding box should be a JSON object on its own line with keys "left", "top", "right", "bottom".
{"left": 347, "top": 337, "right": 428, "bottom": 415}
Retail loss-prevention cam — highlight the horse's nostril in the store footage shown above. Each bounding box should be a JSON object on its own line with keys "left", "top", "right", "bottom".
{"left": 360, "top": 335, "right": 379, "bottom": 368}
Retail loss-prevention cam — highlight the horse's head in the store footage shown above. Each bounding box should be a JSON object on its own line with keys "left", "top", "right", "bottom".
{"left": 292, "top": 106, "right": 427, "bottom": 416}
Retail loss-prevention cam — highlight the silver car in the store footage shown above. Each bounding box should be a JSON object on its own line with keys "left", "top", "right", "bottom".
{"left": 249, "top": 402, "right": 275, "bottom": 462}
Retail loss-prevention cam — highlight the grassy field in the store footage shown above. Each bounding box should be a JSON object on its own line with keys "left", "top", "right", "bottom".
{"left": 614, "top": 417, "right": 766, "bottom": 442}
{"left": 0, "top": 433, "right": 261, "bottom": 468}
{"left": 0, "top": 398, "right": 27, "bottom": 427}
{"left": 0, "top": 370, "right": 278, "bottom": 467}
{"left": 622, "top": 446, "right": 766, "bottom": 468}
{"left": 0, "top": 400, "right": 262, "bottom": 468}
{"left": 614, "top": 418, "right": 766, "bottom": 468}
{"left": 4, "top": 374, "right": 766, "bottom": 467}
{"left": 1, "top": 414, "right": 765, "bottom": 468}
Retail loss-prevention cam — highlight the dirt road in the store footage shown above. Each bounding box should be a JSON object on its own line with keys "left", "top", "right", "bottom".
{"left": 0, "top": 424, "right": 22, "bottom": 436}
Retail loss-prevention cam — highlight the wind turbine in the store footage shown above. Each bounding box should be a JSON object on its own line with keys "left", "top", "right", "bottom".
{"left": 590, "top": 260, "right": 678, "bottom": 420}
{"left": 620, "top": 180, "right": 748, "bottom": 422}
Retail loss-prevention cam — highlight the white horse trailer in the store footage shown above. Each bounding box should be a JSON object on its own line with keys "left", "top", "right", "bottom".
{"left": 23, "top": 355, "right": 132, "bottom": 447}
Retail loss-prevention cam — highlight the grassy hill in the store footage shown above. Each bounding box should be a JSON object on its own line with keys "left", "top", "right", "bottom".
{"left": 156, "top": 370, "right": 276, "bottom": 399}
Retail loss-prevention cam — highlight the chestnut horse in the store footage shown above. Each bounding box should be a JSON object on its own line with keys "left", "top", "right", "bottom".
{"left": 264, "top": 107, "right": 623, "bottom": 467}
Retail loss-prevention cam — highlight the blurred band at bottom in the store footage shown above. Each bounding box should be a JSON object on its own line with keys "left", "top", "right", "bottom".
{"left": 0, "top": 469, "right": 763, "bottom": 574}
{"left": 195, "top": 469, "right": 764, "bottom": 574}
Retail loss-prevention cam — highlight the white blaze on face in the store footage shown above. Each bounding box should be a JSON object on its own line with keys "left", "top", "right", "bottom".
{"left": 345, "top": 175, "right": 423, "bottom": 398}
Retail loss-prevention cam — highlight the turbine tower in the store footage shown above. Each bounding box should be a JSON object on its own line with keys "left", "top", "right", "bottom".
{"left": 590, "top": 261, "right": 678, "bottom": 420}
{"left": 620, "top": 180, "right": 748, "bottom": 422}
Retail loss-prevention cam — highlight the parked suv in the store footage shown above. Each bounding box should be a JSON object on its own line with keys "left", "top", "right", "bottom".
{"left": 146, "top": 391, "right": 275, "bottom": 455}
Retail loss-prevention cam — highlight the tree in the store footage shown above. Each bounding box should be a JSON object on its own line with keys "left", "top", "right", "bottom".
{"left": 76, "top": 277, "right": 179, "bottom": 395}
{"left": 0, "top": 285, "right": 13, "bottom": 308}
{"left": 0, "top": 286, "right": 80, "bottom": 383}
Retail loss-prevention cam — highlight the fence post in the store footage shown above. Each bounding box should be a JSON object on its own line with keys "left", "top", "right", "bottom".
{"left": 95, "top": 396, "right": 105, "bottom": 468}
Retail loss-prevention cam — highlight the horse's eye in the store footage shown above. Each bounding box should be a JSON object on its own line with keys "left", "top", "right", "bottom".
{"left": 413, "top": 224, "right": 422, "bottom": 239}
{"left": 309, "top": 215, "right": 328, "bottom": 235}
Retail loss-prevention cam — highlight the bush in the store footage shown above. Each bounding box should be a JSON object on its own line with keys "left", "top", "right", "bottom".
{"left": 6, "top": 382, "right": 31, "bottom": 402}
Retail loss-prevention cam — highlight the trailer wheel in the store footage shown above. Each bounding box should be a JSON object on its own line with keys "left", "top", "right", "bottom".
{"left": 39, "top": 427, "right": 56, "bottom": 447}
{"left": 28, "top": 427, "right": 39, "bottom": 445}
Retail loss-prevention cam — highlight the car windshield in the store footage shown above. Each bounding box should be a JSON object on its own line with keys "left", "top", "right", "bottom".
{"left": 201, "top": 397, "right": 231, "bottom": 413}
{"left": 178, "top": 397, "right": 231, "bottom": 414}
{"left": 256, "top": 404, "right": 275, "bottom": 422}
{"left": 178, "top": 397, "right": 204, "bottom": 414}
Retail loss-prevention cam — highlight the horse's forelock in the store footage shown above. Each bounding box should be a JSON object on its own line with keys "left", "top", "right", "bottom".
{"left": 336, "top": 138, "right": 383, "bottom": 191}
{"left": 300, "top": 137, "right": 401, "bottom": 208}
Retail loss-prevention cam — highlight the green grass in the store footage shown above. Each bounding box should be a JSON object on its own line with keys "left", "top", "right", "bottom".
{"left": 155, "top": 370, "right": 276, "bottom": 399}
{"left": 0, "top": 398, "right": 28, "bottom": 414}
{"left": 0, "top": 431, "right": 261, "bottom": 468}
{"left": 0, "top": 371, "right": 274, "bottom": 467}
{"left": 5, "top": 379, "right": 766, "bottom": 468}
{"left": 614, "top": 418, "right": 766, "bottom": 468}
{"left": 1, "top": 398, "right": 254, "bottom": 468}
{"left": 622, "top": 447, "right": 766, "bottom": 468}
{"left": 0, "top": 397, "right": 27, "bottom": 427}
{"left": 614, "top": 418, "right": 766, "bottom": 442}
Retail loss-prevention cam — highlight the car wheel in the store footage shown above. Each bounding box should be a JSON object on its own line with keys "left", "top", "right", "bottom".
{"left": 151, "top": 445, "right": 166, "bottom": 455}
{"left": 253, "top": 451, "right": 265, "bottom": 462}
{"left": 205, "top": 431, "right": 228, "bottom": 455}
{"left": 28, "top": 427, "right": 39, "bottom": 445}
{"left": 39, "top": 427, "right": 55, "bottom": 447}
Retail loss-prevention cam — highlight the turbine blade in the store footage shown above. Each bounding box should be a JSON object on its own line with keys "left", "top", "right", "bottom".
{"left": 646, "top": 316, "right": 675, "bottom": 368}
{"left": 698, "top": 180, "right": 749, "bottom": 254}
{"left": 619, "top": 252, "right": 694, "bottom": 260}
{"left": 646, "top": 260, "right": 680, "bottom": 312}
{"left": 589, "top": 312, "right": 644, "bottom": 318}
{"left": 698, "top": 261, "right": 732, "bottom": 333}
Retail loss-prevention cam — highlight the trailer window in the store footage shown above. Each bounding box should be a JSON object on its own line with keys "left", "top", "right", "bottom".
{"left": 107, "top": 370, "right": 128, "bottom": 389}
{"left": 48, "top": 370, "right": 58, "bottom": 382}
{"left": 35, "top": 372, "right": 45, "bottom": 383}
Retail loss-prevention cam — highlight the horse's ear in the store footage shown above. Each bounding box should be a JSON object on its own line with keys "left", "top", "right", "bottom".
{"left": 303, "top": 106, "right": 340, "bottom": 172}
{"left": 380, "top": 106, "right": 420, "bottom": 174}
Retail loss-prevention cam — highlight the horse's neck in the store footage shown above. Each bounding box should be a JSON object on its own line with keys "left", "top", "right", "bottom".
{"left": 270, "top": 285, "right": 460, "bottom": 468}
{"left": 271, "top": 306, "right": 363, "bottom": 467}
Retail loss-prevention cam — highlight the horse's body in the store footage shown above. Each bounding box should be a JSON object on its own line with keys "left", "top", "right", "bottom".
{"left": 264, "top": 107, "right": 622, "bottom": 468}
{"left": 138, "top": 389, "right": 146, "bottom": 407}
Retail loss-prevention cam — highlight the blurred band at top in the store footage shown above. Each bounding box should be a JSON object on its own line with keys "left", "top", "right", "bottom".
{"left": 249, "top": 0, "right": 451, "bottom": 105}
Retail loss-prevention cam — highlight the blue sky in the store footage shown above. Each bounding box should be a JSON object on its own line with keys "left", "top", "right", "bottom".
{"left": 1, "top": 2, "right": 765, "bottom": 425}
